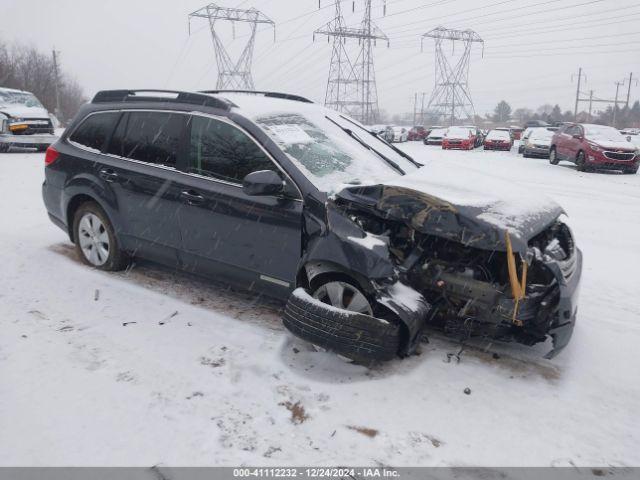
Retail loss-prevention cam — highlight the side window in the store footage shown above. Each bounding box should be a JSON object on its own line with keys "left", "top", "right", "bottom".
{"left": 69, "top": 112, "right": 120, "bottom": 151}
{"left": 188, "top": 115, "right": 276, "bottom": 184}
{"left": 106, "top": 111, "right": 186, "bottom": 167}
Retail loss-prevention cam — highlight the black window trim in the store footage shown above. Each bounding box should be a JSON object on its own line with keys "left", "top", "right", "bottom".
{"left": 67, "top": 110, "right": 123, "bottom": 153}
{"left": 187, "top": 111, "right": 302, "bottom": 200}
{"left": 67, "top": 108, "right": 303, "bottom": 201}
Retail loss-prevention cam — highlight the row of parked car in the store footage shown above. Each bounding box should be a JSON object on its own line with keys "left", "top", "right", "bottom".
{"left": 417, "top": 121, "right": 639, "bottom": 174}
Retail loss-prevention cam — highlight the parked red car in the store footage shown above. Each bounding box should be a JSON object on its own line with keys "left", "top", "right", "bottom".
{"left": 483, "top": 129, "right": 513, "bottom": 151}
{"left": 510, "top": 126, "right": 524, "bottom": 140}
{"left": 408, "top": 126, "right": 427, "bottom": 141}
{"left": 549, "top": 123, "right": 638, "bottom": 174}
{"left": 442, "top": 126, "right": 476, "bottom": 150}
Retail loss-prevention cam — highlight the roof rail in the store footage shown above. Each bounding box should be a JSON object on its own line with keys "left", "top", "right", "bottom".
{"left": 201, "top": 90, "right": 314, "bottom": 104}
{"left": 91, "top": 89, "right": 232, "bottom": 110}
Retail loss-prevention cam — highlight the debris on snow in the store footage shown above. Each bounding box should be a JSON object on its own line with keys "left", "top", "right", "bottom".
{"left": 279, "top": 401, "right": 309, "bottom": 424}
{"left": 347, "top": 425, "right": 379, "bottom": 438}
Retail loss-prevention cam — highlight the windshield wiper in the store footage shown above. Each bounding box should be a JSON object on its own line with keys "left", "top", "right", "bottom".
{"left": 337, "top": 114, "right": 423, "bottom": 168}
{"left": 325, "top": 116, "right": 405, "bottom": 175}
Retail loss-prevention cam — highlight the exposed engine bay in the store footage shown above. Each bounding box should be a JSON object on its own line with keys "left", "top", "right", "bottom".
{"left": 327, "top": 185, "right": 581, "bottom": 358}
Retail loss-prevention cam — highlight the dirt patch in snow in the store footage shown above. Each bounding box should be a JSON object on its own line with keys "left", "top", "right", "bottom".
{"left": 280, "top": 401, "right": 309, "bottom": 424}
{"left": 347, "top": 425, "right": 379, "bottom": 438}
{"left": 47, "top": 242, "right": 284, "bottom": 330}
{"left": 465, "top": 347, "right": 561, "bottom": 382}
{"left": 200, "top": 356, "right": 226, "bottom": 368}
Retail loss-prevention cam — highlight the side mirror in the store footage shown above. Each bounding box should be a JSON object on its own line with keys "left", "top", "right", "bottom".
{"left": 627, "top": 136, "right": 632, "bottom": 142}
{"left": 242, "top": 170, "right": 284, "bottom": 197}
{"left": 572, "top": 134, "right": 582, "bottom": 140}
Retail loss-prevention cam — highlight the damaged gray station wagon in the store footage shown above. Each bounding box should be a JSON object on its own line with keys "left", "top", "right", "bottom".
{"left": 42, "top": 90, "right": 582, "bottom": 362}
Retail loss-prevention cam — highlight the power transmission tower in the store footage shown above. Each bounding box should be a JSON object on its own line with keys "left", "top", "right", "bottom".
{"left": 314, "top": 1, "right": 388, "bottom": 124}
{"left": 421, "top": 27, "right": 483, "bottom": 126}
{"left": 189, "top": 3, "right": 275, "bottom": 90}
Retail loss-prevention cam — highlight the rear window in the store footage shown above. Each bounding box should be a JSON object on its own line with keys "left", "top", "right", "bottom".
{"left": 69, "top": 112, "right": 120, "bottom": 152}
{"left": 107, "top": 111, "right": 187, "bottom": 167}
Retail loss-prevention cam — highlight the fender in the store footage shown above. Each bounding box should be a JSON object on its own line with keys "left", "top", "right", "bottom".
{"left": 62, "top": 174, "right": 124, "bottom": 243}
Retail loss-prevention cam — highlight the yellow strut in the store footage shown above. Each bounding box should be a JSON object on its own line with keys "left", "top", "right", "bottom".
{"left": 505, "top": 231, "right": 528, "bottom": 326}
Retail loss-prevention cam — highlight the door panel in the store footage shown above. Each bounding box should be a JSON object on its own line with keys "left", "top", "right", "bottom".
{"left": 101, "top": 110, "right": 189, "bottom": 264}
{"left": 97, "top": 157, "right": 185, "bottom": 263}
{"left": 177, "top": 175, "right": 303, "bottom": 295}
{"left": 177, "top": 114, "right": 303, "bottom": 297}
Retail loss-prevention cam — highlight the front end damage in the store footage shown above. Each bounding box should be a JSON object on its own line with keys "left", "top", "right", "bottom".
{"left": 284, "top": 183, "right": 581, "bottom": 361}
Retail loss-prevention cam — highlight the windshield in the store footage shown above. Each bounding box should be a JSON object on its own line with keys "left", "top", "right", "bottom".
{"left": 584, "top": 125, "right": 630, "bottom": 143}
{"left": 446, "top": 127, "right": 471, "bottom": 138}
{"left": 428, "top": 129, "right": 446, "bottom": 137}
{"left": 253, "top": 111, "right": 419, "bottom": 193}
{"left": 487, "top": 130, "right": 510, "bottom": 140}
{"left": 0, "top": 90, "right": 44, "bottom": 108}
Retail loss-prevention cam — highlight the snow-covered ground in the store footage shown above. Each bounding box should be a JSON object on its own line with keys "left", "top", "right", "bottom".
{"left": 1, "top": 143, "right": 639, "bottom": 467}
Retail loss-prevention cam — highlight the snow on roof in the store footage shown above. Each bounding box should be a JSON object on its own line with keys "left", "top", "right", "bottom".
{"left": 0, "top": 87, "right": 29, "bottom": 94}
{"left": 487, "top": 130, "right": 511, "bottom": 140}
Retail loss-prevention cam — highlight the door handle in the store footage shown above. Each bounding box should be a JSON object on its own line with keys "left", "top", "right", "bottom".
{"left": 180, "top": 190, "right": 205, "bottom": 205}
{"left": 99, "top": 169, "right": 119, "bottom": 183}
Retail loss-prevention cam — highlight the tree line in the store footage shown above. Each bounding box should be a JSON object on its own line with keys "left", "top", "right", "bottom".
{"left": 492, "top": 99, "right": 640, "bottom": 128}
{"left": 0, "top": 40, "right": 86, "bottom": 124}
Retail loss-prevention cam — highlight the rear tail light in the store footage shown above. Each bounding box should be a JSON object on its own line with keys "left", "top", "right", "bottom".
{"left": 44, "top": 146, "right": 59, "bottom": 166}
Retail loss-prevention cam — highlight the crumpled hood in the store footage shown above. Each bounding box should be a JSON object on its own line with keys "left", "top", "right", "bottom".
{"left": 335, "top": 163, "right": 564, "bottom": 255}
{"left": 0, "top": 105, "right": 50, "bottom": 119}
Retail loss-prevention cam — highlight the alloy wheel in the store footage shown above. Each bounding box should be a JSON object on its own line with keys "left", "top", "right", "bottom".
{"left": 77, "top": 213, "right": 110, "bottom": 266}
{"left": 313, "top": 281, "right": 373, "bottom": 316}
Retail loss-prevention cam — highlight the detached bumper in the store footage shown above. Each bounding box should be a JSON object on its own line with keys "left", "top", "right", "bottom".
{"left": 0, "top": 133, "right": 57, "bottom": 147}
{"left": 543, "top": 247, "right": 582, "bottom": 358}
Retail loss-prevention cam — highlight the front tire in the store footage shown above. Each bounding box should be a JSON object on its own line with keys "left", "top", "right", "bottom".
{"left": 0, "top": 144, "right": 9, "bottom": 153}
{"left": 549, "top": 148, "right": 559, "bottom": 165}
{"left": 73, "top": 202, "right": 129, "bottom": 271}
{"left": 576, "top": 151, "right": 588, "bottom": 172}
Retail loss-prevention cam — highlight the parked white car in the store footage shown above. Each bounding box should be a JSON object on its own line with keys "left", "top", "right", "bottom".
{"left": 424, "top": 128, "right": 447, "bottom": 145}
{"left": 385, "top": 126, "right": 408, "bottom": 143}
{"left": 0, "top": 87, "right": 58, "bottom": 152}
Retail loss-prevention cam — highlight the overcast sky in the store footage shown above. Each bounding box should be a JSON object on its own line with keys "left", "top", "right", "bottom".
{"left": 3, "top": 0, "right": 640, "bottom": 117}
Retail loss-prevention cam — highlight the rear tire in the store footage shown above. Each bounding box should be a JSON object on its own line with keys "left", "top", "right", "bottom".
{"left": 73, "top": 202, "right": 129, "bottom": 271}
{"left": 549, "top": 148, "right": 559, "bottom": 165}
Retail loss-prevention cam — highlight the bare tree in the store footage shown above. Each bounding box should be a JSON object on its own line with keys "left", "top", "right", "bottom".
{"left": 0, "top": 39, "right": 86, "bottom": 123}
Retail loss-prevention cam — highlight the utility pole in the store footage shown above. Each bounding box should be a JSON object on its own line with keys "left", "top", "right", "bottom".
{"left": 314, "top": 0, "right": 388, "bottom": 124}
{"left": 626, "top": 72, "right": 633, "bottom": 108}
{"left": 421, "top": 27, "right": 484, "bottom": 126}
{"left": 188, "top": 3, "right": 275, "bottom": 90}
{"left": 51, "top": 49, "right": 63, "bottom": 122}
{"left": 572, "top": 67, "right": 586, "bottom": 120}
{"left": 613, "top": 80, "right": 624, "bottom": 127}
{"left": 413, "top": 92, "right": 418, "bottom": 126}
{"left": 588, "top": 90, "right": 593, "bottom": 122}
